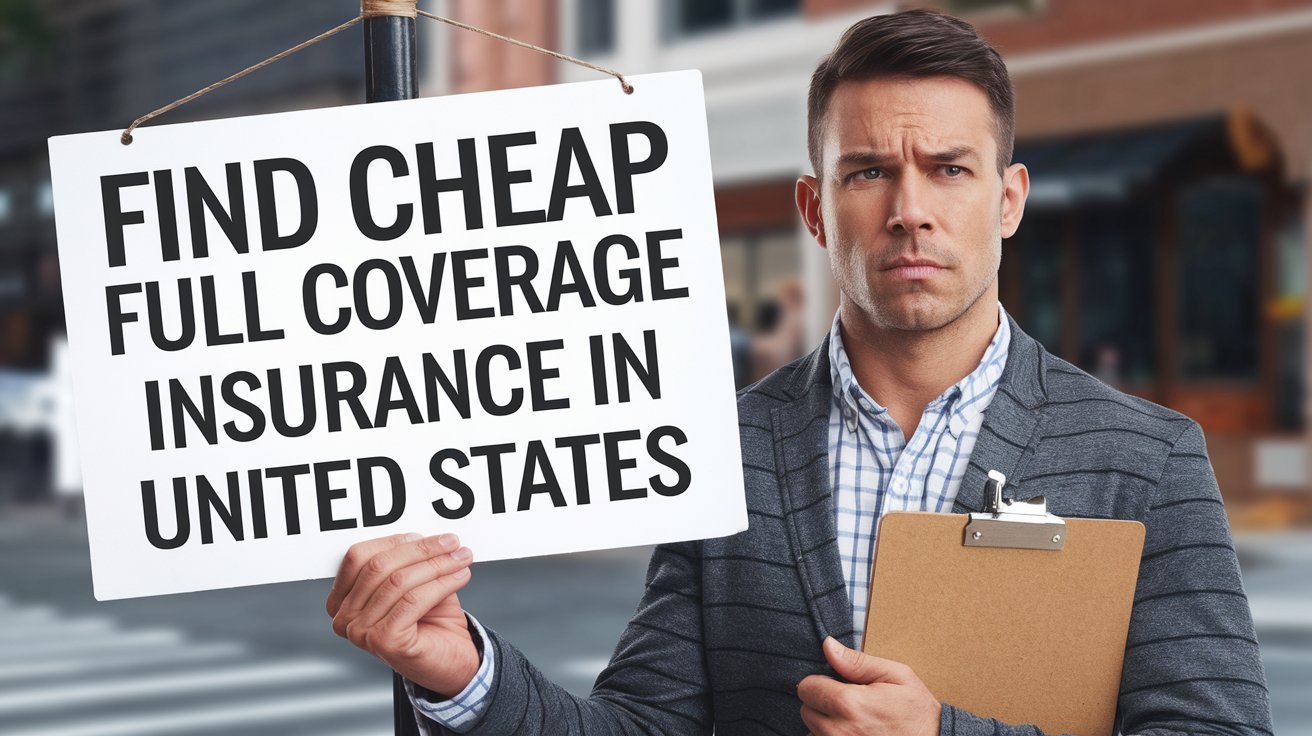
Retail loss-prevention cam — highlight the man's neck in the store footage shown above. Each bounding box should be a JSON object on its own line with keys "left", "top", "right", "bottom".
{"left": 839, "top": 293, "right": 1001, "bottom": 438}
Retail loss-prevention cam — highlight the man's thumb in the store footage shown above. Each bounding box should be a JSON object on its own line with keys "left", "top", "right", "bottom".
{"left": 822, "top": 636, "right": 905, "bottom": 685}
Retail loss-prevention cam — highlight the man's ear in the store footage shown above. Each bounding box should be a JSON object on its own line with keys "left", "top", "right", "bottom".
{"left": 1000, "top": 163, "right": 1029, "bottom": 239}
{"left": 795, "top": 175, "right": 827, "bottom": 249}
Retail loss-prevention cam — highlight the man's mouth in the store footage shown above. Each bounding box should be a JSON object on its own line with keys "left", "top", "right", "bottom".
{"left": 881, "top": 258, "right": 946, "bottom": 280}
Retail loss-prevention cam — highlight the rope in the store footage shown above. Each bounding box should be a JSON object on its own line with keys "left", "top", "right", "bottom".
{"left": 416, "top": 10, "right": 633, "bottom": 95}
{"left": 121, "top": 16, "right": 363, "bottom": 145}
{"left": 120, "top": 3, "right": 633, "bottom": 145}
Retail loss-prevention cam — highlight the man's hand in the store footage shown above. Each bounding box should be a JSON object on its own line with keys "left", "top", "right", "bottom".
{"left": 326, "top": 532, "right": 480, "bottom": 698}
{"left": 797, "top": 636, "right": 941, "bottom": 736}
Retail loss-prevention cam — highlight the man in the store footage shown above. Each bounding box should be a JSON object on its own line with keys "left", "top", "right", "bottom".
{"left": 327, "top": 10, "right": 1273, "bottom": 735}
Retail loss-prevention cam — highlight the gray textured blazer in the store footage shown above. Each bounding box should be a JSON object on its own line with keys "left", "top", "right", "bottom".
{"left": 418, "top": 315, "right": 1273, "bottom": 735}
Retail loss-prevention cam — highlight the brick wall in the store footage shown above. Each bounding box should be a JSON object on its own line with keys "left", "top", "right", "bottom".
{"left": 1011, "top": 28, "right": 1312, "bottom": 180}
{"left": 804, "top": 0, "right": 1312, "bottom": 56}
{"left": 449, "top": 0, "right": 557, "bottom": 94}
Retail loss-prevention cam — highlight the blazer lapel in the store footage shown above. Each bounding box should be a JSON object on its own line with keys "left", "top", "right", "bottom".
{"left": 770, "top": 338, "right": 857, "bottom": 649}
{"left": 953, "top": 314, "right": 1051, "bottom": 512}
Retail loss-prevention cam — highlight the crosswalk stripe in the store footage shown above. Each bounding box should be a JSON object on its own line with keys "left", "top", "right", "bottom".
{"left": 0, "top": 642, "right": 246, "bottom": 682}
{"left": 1250, "top": 597, "right": 1312, "bottom": 629}
{"left": 6, "top": 687, "right": 394, "bottom": 736}
{"left": 1261, "top": 646, "right": 1312, "bottom": 665}
{"left": 0, "top": 660, "right": 349, "bottom": 715}
{"left": 0, "top": 617, "right": 114, "bottom": 641}
{"left": 0, "top": 629, "right": 183, "bottom": 661}
{"left": 0, "top": 606, "right": 56, "bottom": 625}
{"left": 558, "top": 656, "right": 610, "bottom": 678}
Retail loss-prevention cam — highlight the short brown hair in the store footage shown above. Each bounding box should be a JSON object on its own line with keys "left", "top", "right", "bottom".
{"left": 806, "top": 9, "right": 1015, "bottom": 175}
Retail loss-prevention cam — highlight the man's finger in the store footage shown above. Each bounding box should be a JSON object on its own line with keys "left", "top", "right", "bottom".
{"left": 330, "top": 533, "right": 461, "bottom": 621}
{"left": 800, "top": 703, "right": 835, "bottom": 735}
{"left": 797, "top": 674, "right": 848, "bottom": 716}
{"left": 348, "top": 571, "right": 474, "bottom": 659}
{"left": 377, "top": 566, "right": 474, "bottom": 640}
{"left": 371, "top": 572, "right": 479, "bottom": 699}
{"left": 347, "top": 547, "right": 474, "bottom": 634}
{"left": 822, "top": 636, "right": 914, "bottom": 685}
{"left": 331, "top": 535, "right": 463, "bottom": 634}
{"left": 326, "top": 532, "right": 422, "bottom": 616}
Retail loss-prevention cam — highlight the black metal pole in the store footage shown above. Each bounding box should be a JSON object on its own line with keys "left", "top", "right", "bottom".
{"left": 365, "top": 13, "right": 418, "bottom": 103}
{"left": 365, "top": 7, "right": 420, "bottom": 733}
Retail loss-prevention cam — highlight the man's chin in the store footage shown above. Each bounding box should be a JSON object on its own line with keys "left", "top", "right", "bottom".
{"left": 881, "top": 313, "right": 955, "bottom": 332}
{"left": 862, "top": 280, "right": 1000, "bottom": 334}
{"left": 869, "top": 297, "right": 960, "bottom": 333}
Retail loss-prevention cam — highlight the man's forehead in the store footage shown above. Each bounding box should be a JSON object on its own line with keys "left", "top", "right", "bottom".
{"left": 821, "top": 77, "right": 996, "bottom": 160}
{"left": 829, "top": 75, "right": 991, "bottom": 118}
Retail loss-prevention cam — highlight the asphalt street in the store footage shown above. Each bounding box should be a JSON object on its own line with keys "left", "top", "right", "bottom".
{"left": 0, "top": 505, "right": 1307, "bottom": 735}
{"left": 0, "top": 506, "right": 650, "bottom": 735}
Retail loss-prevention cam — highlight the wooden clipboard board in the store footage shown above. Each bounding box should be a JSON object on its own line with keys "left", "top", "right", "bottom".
{"left": 863, "top": 472, "right": 1145, "bottom": 736}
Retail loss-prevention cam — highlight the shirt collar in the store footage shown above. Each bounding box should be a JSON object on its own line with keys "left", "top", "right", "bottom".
{"left": 827, "top": 303, "right": 1011, "bottom": 439}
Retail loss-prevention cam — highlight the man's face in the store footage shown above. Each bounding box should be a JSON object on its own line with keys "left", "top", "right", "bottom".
{"left": 797, "top": 75, "right": 1028, "bottom": 334}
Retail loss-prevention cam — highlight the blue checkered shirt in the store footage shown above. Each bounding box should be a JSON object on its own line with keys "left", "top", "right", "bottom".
{"left": 407, "top": 615, "right": 495, "bottom": 732}
{"left": 411, "top": 304, "right": 1009, "bottom": 729}
{"left": 829, "top": 304, "right": 1008, "bottom": 644}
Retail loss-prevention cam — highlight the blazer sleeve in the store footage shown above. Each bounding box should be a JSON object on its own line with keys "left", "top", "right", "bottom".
{"left": 939, "top": 421, "right": 1274, "bottom": 736}
{"left": 413, "top": 539, "right": 714, "bottom": 735}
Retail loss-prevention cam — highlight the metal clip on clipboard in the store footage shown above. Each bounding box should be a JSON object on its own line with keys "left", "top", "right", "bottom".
{"left": 963, "top": 470, "right": 1066, "bottom": 550}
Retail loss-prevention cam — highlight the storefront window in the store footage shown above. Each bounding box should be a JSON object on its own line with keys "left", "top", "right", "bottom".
{"left": 948, "top": 0, "right": 1042, "bottom": 16}
{"left": 575, "top": 0, "right": 615, "bottom": 55}
{"left": 664, "top": 0, "right": 800, "bottom": 40}
{"left": 1175, "top": 178, "right": 1261, "bottom": 381}
{"left": 1274, "top": 212, "right": 1305, "bottom": 429}
{"left": 1006, "top": 213, "right": 1063, "bottom": 357}
{"left": 1004, "top": 205, "right": 1158, "bottom": 386}
{"left": 1078, "top": 204, "right": 1157, "bottom": 385}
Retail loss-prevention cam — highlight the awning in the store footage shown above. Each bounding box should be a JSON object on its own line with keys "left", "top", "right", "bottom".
{"left": 1015, "top": 111, "right": 1279, "bottom": 208}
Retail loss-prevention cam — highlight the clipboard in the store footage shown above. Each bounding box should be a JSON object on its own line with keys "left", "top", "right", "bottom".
{"left": 863, "top": 471, "right": 1145, "bottom": 736}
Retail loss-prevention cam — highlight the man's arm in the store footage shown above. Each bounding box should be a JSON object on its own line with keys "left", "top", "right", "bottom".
{"left": 330, "top": 534, "right": 714, "bottom": 735}
{"left": 800, "top": 421, "right": 1274, "bottom": 736}
{"left": 411, "top": 540, "right": 713, "bottom": 734}
{"left": 1112, "top": 420, "right": 1271, "bottom": 734}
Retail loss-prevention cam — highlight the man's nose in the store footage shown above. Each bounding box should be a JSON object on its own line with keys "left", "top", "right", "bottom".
{"left": 885, "top": 176, "right": 934, "bottom": 234}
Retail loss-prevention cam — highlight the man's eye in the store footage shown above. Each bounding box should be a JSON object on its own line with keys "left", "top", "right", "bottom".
{"left": 857, "top": 168, "right": 883, "bottom": 180}
{"left": 942, "top": 165, "right": 964, "bottom": 177}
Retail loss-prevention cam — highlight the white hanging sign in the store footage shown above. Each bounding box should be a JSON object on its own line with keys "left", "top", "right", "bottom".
{"left": 48, "top": 71, "right": 746, "bottom": 600}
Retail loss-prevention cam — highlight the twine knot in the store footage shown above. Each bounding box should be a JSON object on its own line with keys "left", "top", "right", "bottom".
{"left": 362, "top": 0, "right": 417, "bottom": 19}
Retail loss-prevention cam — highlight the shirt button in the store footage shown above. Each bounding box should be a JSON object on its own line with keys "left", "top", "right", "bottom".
{"left": 845, "top": 411, "right": 857, "bottom": 432}
{"left": 892, "top": 477, "right": 908, "bottom": 493}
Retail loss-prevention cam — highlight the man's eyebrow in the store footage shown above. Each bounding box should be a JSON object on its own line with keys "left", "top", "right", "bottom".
{"left": 835, "top": 151, "right": 892, "bottom": 168}
{"left": 834, "top": 146, "right": 981, "bottom": 168}
{"left": 926, "top": 145, "right": 980, "bottom": 162}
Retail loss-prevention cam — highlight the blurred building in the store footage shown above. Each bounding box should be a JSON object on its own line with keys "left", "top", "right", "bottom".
{"left": 981, "top": 0, "right": 1312, "bottom": 512}
{"left": 0, "top": 0, "right": 367, "bottom": 500}
{"left": 440, "top": 0, "right": 1312, "bottom": 513}
{"left": 0, "top": 0, "right": 1309, "bottom": 515}
{"left": 0, "top": 0, "right": 368, "bottom": 370}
